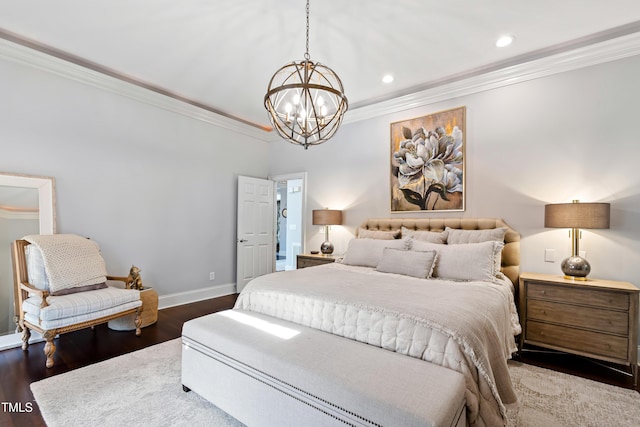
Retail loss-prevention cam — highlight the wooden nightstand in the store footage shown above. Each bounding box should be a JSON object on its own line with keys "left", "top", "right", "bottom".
{"left": 519, "top": 272, "right": 639, "bottom": 386}
{"left": 296, "top": 253, "right": 338, "bottom": 269}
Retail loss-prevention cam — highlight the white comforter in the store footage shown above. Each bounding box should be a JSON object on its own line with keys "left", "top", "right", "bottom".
{"left": 235, "top": 263, "right": 521, "bottom": 427}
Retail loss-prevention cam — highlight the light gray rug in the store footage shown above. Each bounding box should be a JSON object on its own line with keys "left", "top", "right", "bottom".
{"left": 31, "top": 338, "right": 640, "bottom": 427}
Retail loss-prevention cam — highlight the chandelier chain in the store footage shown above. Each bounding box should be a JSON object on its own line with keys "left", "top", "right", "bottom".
{"left": 264, "top": 0, "right": 347, "bottom": 148}
{"left": 304, "top": 0, "right": 310, "bottom": 60}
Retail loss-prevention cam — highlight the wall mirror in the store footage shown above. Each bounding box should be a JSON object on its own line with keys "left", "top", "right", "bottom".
{"left": 0, "top": 172, "right": 56, "bottom": 349}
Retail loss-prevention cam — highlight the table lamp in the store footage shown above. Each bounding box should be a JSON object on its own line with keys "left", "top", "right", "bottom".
{"left": 544, "top": 200, "right": 610, "bottom": 280}
{"left": 312, "top": 208, "right": 343, "bottom": 254}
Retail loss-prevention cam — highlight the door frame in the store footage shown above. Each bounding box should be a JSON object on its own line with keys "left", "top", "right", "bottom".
{"left": 269, "top": 172, "right": 307, "bottom": 268}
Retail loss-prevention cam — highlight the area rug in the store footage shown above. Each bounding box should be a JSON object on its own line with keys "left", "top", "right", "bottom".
{"left": 32, "top": 338, "right": 640, "bottom": 427}
{"left": 506, "top": 360, "right": 640, "bottom": 427}
{"left": 31, "top": 339, "right": 243, "bottom": 427}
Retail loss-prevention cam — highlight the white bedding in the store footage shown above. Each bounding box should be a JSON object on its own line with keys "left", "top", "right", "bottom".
{"left": 235, "top": 262, "right": 521, "bottom": 427}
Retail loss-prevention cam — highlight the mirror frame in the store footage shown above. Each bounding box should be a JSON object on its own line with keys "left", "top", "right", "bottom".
{"left": 0, "top": 172, "right": 56, "bottom": 350}
{"left": 0, "top": 172, "right": 56, "bottom": 234}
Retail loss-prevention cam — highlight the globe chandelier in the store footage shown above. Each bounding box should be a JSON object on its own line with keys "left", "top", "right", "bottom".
{"left": 264, "top": 0, "right": 348, "bottom": 149}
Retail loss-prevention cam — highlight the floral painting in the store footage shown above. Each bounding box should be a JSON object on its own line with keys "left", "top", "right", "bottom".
{"left": 390, "top": 107, "right": 465, "bottom": 212}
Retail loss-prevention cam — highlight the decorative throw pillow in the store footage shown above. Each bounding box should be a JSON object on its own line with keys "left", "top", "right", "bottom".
{"left": 23, "top": 234, "right": 108, "bottom": 294}
{"left": 411, "top": 240, "right": 504, "bottom": 281}
{"left": 25, "top": 245, "right": 50, "bottom": 291}
{"left": 376, "top": 248, "right": 437, "bottom": 279}
{"left": 50, "top": 282, "right": 108, "bottom": 296}
{"left": 342, "top": 238, "right": 409, "bottom": 268}
{"left": 401, "top": 226, "right": 448, "bottom": 244}
{"left": 445, "top": 227, "right": 507, "bottom": 244}
{"left": 357, "top": 228, "right": 401, "bottom": 240}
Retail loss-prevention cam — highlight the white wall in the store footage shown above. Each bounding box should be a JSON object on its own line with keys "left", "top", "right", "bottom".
{"left": 268, "top": 54, "right": 640, "bottom": 285}
{"left": 0, "top": 55, "right": 270, "bottom": 300}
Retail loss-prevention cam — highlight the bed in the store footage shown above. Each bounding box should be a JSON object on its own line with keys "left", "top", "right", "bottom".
{"left": 182, "top": 218, "right": 521, "bottom": 427}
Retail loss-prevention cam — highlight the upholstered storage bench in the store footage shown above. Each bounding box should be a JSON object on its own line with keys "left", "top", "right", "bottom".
{"left": 181, "top": 309, "right": 466, "bottom": 427}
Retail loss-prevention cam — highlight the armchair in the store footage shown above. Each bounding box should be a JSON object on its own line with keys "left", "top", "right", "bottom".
{"left": 11, "top": 235, "right": 142, "bottom": 368}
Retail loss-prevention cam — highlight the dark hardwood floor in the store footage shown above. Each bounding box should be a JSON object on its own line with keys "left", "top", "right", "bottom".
{"left": 513, "top": 345, "right": 639, "bottom": 392}
{"left": 0, "top": 294, "right": 237, "bottom": 427}
{"left": 1, "top": 293, "right": 636, "bottom": 427}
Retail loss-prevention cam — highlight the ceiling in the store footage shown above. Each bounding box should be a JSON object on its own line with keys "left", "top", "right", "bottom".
{"left": 1, "top": 1, "right": 640, "bottom": 132}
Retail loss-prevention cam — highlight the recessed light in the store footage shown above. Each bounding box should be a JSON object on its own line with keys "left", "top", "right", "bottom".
{"left": 382, "top": 74, "right": 394, "bottom": 83}
{"left": 496, "top": 35, "right": 515, "bottom": 48}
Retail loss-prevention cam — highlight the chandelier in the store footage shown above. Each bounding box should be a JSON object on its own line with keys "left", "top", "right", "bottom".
{"left": 264, "top": 0, "right": 348, "bottom": 149}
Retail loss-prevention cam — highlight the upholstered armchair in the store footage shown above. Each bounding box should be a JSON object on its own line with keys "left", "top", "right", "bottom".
{"left": 11, "top": 234, "right": 142, "bottom": 368}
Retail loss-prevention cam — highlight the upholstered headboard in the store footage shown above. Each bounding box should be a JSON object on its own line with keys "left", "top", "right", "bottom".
{"left": 358, "top": 218, "right": 520, "bottom": 286}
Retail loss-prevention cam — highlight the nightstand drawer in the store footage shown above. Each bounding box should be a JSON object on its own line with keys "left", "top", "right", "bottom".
{"left": 527, "top": 320, "right": 628, "bottom": 360}
{"left": 296, "top": 255, "right": 337, "bottom": 269}
{"left": 527, "top": 299, "right": 628, "bottom": 335}
{"left": 297, "top": 258, "right": 327, "bottom": 268}
{"left": 527, "top": 282, "right": 629, "bottom": 310}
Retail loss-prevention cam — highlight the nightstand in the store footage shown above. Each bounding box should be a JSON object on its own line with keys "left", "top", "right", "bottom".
{"left": 296, "top": 253, "right": 338, "bottom": 269}
{"left": 519, "top": 272, "right": 639, "bottom": 386}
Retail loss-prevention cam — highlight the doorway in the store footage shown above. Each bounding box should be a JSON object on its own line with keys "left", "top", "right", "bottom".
{"left": 272, "top": 173, "right": 306, "bottom": 271}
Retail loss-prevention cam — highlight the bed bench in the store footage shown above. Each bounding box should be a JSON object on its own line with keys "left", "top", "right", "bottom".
{"left": 182, "top": 309, "right": 467, "bottom": 427}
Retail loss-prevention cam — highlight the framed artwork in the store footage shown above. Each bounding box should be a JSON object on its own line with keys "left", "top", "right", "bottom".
{"left": 390, "top": 106, "right": 465, "bottom": 212}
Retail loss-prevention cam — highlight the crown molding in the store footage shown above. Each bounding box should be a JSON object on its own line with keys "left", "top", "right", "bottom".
{"left": 0, "top": 207, "right": 38, "bottom": 220}
{"left": 345, "top": 31, "right": 640, "bottom": 124}
{"left": 2, "top": 30, "right": 640, "bottom": 139}
{"left": 0, "top": 37, "right": 274, "bottom": 142}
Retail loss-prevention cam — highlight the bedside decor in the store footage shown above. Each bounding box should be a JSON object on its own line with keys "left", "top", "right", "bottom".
{"left": 127, "top": 265, "right": 144, "bottom": 290}
{"left": 312, "top": 208, "right": 342, "bottom": 254}
{"left": 264, "top": 0, "right": 348, "bottom": 149}
{"left": 544, "top": 200, "right": 610, "bottom": 280}
{"left": 390, "top": 107, "right": 465, "bottom": 212}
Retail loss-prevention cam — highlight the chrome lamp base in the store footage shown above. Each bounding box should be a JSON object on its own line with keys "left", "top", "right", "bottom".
{"left": 320, "top": 241, "right": 334, "bottom": 255}
{"left": 561, "top": 255, "right": 590, "bottom": 281}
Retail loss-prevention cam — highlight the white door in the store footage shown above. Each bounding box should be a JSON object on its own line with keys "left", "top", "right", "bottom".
{"left": 236, "top": 176, "right": 275, "bottom": 293}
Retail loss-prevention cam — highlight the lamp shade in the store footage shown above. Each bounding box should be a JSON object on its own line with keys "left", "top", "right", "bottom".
{"left": 544, "top": 201, "right": 610, "bottom": 229}
{"left": 312, "top": 209, "right": 342, "bottom": 226}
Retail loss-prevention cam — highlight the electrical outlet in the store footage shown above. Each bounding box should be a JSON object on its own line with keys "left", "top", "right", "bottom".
{"left": 544, "top": 249, "right": 555, "bottom": 263}
{"left": 209, "top": 272, "right": 215, "bottom": 281}
{"left": 579, "top": 250, "right": 587, "bottom": 259}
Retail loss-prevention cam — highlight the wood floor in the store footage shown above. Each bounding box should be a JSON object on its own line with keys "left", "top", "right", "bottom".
{"left": 0, "top": 294, "right": 237, "bottom": 427}
{"left": 0, "top": 293, "right": 636, "bottom": 427}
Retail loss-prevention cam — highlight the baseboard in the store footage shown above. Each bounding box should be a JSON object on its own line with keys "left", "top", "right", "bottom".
{"left": 0, "top": 330, "right": 44, "bottom": 351}
{"left": 158, "top": 283, "right": 236, "bottom": 310}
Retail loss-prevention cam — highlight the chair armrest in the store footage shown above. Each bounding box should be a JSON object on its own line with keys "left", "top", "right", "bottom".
{"left": 19, "top": 281, "right": 50, "bottom": 308}
{"left": 107, "top": 275, "right": 131, "bottom": 289}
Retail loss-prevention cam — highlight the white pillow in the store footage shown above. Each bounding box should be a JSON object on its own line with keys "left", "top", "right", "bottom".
{"left": 401, "top": 226, "right": 448, "bottom": 244}
{"left": 342, "top": 238, "right": 409, "bottom": 268}
{"left": 410, "top": 240, "right": 504, "bottom": 281}
{"left": 445, "top": 227, "right": 507, "bottom": 244}
{"left": 376, "top": 248, "right": 437, "bottom": 279}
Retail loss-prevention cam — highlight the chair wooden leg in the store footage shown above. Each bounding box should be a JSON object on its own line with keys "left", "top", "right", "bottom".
{"left": 21, "top": 327, "right": 31, "bottom": 350}
{"left": 43, "top": 331, "right": 57, "bottom": 368}
{"left": 134, "top": 308, "right": 142, "bottom": 337}
{"left": 14, "top": 315, "right": 23, "bottom": 333}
